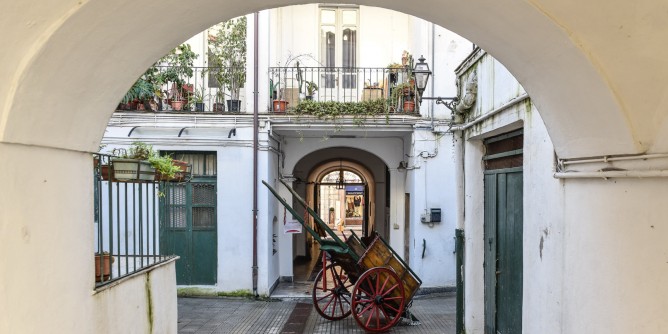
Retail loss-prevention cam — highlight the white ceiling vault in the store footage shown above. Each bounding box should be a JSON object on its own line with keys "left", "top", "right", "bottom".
{"left": 2, "top": 0, "right": 668, "bottom": 158}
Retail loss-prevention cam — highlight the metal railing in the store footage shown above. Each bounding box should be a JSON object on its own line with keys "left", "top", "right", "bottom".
{"left": 117, "top": 66, "right": 246, "bottom": 113}
{"left": 93, "top": 154, "right": 179, "bottom": 286}
{"left": 268, "top": 66, "right": 419, "bottom": 113}
{"left": 116, "top": 65, "right": 421, "bottom": 114}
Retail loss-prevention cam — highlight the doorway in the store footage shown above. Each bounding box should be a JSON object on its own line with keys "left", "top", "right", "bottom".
{"left": 483, "top": 130, "right": 523, "bottom": 334}
{"left": 160, "top": 151, "right": 217, "bottom": 285}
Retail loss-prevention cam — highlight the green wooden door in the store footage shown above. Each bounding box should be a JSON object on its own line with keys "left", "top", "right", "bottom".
{"left": 160, "top": 151, "right": 217, "bottom": 285}
{"left": 161, "top": 180, "right": 217, "bottom": 285}
{"left": 484, "top": 130, "right": 523, "bottom": 334}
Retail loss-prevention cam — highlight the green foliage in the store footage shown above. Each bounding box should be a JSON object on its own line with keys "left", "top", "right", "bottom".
{"left": 208, "top": 17, "right": 247, "bottom": 100}
{"left": 289, "top": 99, "right": 389, "bottom": 126}
{"left": 148, "top": 154, "right": 181, "bottom": 180}
{"left": 117, "top": 142, "right": 181, "bottom": 179}
{"left": 305, "top": 81, "right": 318, "bottom": 96}
{"left": 120, "top": 142, "right": 155, "bottom": 160}
{"left": 161, "top": 44, "right": 198, "bottom": 101}
{"left": 121, "top": 78, "right": 155, "bottom": 103}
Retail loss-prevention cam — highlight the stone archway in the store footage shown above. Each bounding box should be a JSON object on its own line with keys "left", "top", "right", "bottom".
{"left": 1, "top": 0, "right": 655, "bottom": 158}
{"left": 4, "top": 1, "right": 668, "bottom": 333}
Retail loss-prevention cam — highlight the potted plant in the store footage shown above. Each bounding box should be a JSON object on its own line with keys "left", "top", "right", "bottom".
{"left": 160, "top": 44, "right": 198, "bottom": 111}
{"left": 208, "top": 17, "right": 246, "bottom": 112}
{"left": 270, "top": 79, "right": 288, "bottom": 113}
{"left": 191, "top": 86, "right": 206, "bottom": 112}
{"left": 94, "top": 251, "right": 114, "bottom": 282}
{"left": 305, "top": 81, "right": 318, "bottom": 100}
{"left": 150, "top": 154, "right": 191, "bottom": 182}
{"left": 111, "top": 142, "right": 156, "bottom": 182}
{"left": 213, "top": 89, "right": 226, "bottom": 112}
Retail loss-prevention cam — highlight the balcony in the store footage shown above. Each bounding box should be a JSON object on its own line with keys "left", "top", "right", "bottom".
{"left": 116, "top": 66, "right": 421, "bottom": 115}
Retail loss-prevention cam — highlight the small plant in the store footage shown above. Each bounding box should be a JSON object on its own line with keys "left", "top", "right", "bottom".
{"left": 118, "top": 142, "right": 154, "bottom": 160}
{"left": 305, "top": 81, "right": 318, "bottom": 97}
{"left": 149, "top": 154, "right": 182, "bottom": 180}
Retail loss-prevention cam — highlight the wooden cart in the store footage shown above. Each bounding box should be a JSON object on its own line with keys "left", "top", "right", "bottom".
{"left": 263, "top": 179, "right": 422, "bottom": 332}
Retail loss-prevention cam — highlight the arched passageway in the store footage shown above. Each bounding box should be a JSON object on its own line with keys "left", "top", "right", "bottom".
{"left": 4, "top": 2, "right": 668, "bottom": 334}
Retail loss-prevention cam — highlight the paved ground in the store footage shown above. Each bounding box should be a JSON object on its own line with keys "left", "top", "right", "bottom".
{"left": 178, "top": 292, "right": 455, "bottom": 333}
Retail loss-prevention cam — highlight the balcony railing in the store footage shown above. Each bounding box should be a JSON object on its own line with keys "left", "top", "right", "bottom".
{"left": 115, "top": 65, "right": 420, "bottom": 115}
{"left": 93, "top": 154, "right": 179, "bottom": 286}
{"left": 117, "top": 66, "right": 246, "bottom": 113}
{"left": 268, "top": 66, "right": 419, "bottom": 113}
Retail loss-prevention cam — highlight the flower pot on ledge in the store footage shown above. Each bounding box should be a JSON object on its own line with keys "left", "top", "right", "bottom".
{"left": 95, "top": 253, "right": 113, "bottom": 282}
{"left": 272, "top": 100, "right": 288, "bottom": 113}
{"left": 170, "top": 100, "right": 185, "bottom": 111}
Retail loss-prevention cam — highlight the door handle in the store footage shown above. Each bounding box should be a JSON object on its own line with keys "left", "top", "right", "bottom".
{"left": 496, "top": 271, "right": 502, "bottom": 275}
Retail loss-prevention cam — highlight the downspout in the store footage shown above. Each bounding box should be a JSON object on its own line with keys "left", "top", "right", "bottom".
{"left": 453, "top": 128, "right": 465, "bottom": 334}
{"left": 252, "top": 11, "right": 259, "bottom": 298}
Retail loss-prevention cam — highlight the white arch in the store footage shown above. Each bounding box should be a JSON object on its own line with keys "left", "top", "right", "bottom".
{"left": 1, "top": 0, "right": 654, "bottom": 158}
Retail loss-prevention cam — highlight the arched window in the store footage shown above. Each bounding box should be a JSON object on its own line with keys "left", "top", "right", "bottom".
{"left": 321, "top": 170, "right": 362, "bottom": 184}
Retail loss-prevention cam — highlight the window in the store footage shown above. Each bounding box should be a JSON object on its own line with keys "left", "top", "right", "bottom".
{"left": 320, "top": 7, "right": 359, "bottom": 90}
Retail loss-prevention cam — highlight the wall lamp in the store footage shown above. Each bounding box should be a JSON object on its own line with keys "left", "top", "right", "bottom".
{"left": 413, "top": 55, "right": 460, "bottom": 112}
{"left": 397, "top": 160, "right": 417, "bottom": 172}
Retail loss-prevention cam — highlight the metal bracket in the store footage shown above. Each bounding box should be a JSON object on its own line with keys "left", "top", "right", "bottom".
{"left": 420, "top": 96, "right": 459, "bottom": 112}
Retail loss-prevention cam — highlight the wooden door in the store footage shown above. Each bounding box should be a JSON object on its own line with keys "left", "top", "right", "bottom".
{"left": 483, "top": 130, "right": 523, "bottom": 334}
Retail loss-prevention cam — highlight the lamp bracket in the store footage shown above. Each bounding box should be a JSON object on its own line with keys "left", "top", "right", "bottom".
{"left": 421, "top": 96, "right": 460, "bottom": 112}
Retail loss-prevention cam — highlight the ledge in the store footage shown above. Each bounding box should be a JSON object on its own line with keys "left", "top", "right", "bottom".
{"left": 92, "top": 256, "right": 179, "bottom": 295}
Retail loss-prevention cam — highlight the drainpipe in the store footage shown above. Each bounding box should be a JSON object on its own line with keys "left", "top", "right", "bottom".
{"left": 453, "top": 130, "right": 465, "bottom": 333}
{"left": 252, "top": 11, "right": 259, "bottom": 298}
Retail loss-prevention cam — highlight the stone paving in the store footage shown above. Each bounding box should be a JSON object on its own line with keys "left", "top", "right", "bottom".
{"left": 178, "top": 293, "right": 455, "bottom": 334}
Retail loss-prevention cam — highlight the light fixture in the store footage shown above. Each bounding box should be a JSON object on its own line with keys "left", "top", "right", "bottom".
{"left": 397, "top": 161, "right": 408, "bottom": 172}
{"left": 413, "top": 56, "right": 431, "bottom": 102}
{"left": 413, "top": 55, "right": 459, "bottom": 112}
{"left": 335, "top": 160, "right": 345, "bottom": 190}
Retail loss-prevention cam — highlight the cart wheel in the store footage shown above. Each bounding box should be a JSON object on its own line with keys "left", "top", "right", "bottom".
{"left": 351, "top": 267, "right": 405, "bottom": 333}
{"left": 312, "top": 263, "right": 353, "bottom": 320}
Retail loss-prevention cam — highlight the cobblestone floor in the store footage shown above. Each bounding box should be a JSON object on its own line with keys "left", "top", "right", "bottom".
{"left": 178, "top": 293, "right": 455, "bottom": 334}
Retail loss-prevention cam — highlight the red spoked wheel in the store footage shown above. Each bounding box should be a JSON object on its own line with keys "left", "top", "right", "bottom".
{"left": 351, "top": 267, "right": 406, "bottom": 332}
{"left": 312, "top": 263, "right": 353, "bottom": 320}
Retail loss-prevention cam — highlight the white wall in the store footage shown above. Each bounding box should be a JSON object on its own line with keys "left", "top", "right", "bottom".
{"left": 404, "top": 128, "right": 458, "bottom": 287}
{"left": 458, "top": 52, "right": 563, "bottom": 333}
{"left": 0, "top": 144, "right": 177, "bottom": 334}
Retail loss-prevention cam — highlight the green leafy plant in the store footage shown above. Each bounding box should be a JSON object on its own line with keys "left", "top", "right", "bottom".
{"left": 161, "top": 44, "right": 198, "bottom": 101}
{"left": 148, "top": 154, "right": 182, "bottom": 180}
{"left": 305, "top": 81, "right": 318, "bottom": 97}
{"left": 290, "top": 99, "right": 389, "bottom": 126}
{"left": 115, "top": 142, "right": 181, "bottom": 180}
{"left": 118, "top": 142, "right": 154, "bottom": 160}
{"left": 208, "top": 17, "right": 247, "bottom": 101}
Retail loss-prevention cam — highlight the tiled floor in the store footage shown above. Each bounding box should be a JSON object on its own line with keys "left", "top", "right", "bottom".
{"left": 178, "top": 293, "right": 456, "bottom": 333}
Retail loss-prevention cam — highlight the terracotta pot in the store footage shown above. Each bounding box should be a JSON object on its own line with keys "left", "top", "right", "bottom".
{"left": 403, "top": 100, "right": 416, "bottom": 113}
{"left": 272, "top": 100, "right": 288, "bottom": 113}
{"left": 171, "top": 100, "right": 185, "bottom": 111}
{"left": 94, "top": 254, "right": 113, "bottom": 282}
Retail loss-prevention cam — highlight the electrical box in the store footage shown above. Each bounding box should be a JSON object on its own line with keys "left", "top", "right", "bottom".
{"left": 420, "top": 208, "right": 442, "bottom": 224}
{"left": 430, "top": 208, "right": 441, "bottom": 223}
